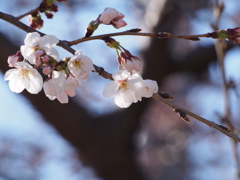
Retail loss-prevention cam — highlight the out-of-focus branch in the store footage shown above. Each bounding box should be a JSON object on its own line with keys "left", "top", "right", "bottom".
{"left": 152, "top": 93, "right": 240, "bottom": 142}
{"left": 213, "top": 1, "right": 240, "bottom": 178}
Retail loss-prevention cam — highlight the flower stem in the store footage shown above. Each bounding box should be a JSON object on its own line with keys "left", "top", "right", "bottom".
{"left": 16, "top": 7, "right": 39, "bottom": 20}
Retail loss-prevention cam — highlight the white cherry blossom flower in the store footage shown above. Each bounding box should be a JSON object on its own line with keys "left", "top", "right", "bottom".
{"left": 20, "top": 32, "right": 59, "bottom": 64}
{"left": 43, "top": 71, "right": 79, "bottom": 103}
{"left": 68, "top": 50, "right": 94, "bottom": 80}
{"left": 4, "top": 62, "right": 43, "bottom": 94}
{"left": 102, "top": 70, "right": 144, "bottom": 108}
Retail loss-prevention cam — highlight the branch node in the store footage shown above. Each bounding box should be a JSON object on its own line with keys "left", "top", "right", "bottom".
{"left": 187, "top": 37, "right": 200, "bottom": 41}
{"left": 174, "top": 108, "right": 190, "bottom": 123}
{"left": 156, "top": 32, "right": 171, "bottom": 39}
{"left": 158, "top": 92, "right": 174, "bottom": 100}
{"left": 127, "top": 28, "right": 142, "bottom": 32}
{"left": 217, "top": 124, "right": 232, "bottom": 133}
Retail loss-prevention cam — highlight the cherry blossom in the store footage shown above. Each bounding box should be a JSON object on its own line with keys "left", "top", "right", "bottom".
{"left": 20, "top": 32, "right": 59, "bottom": 64}
{"left": 98, "top": 7, "right": 127, "bottom": 29}
{"left": 68, "top": 50, "right": 94, "bottom": 81}
{"left": 102, "top": 70, "right": 144, "bottom": 108}
{"left": 4, "top": 62, "right": 43, "bottom": 94}
{"left": 43, "top": 70, "right": 79, "bottom": 103}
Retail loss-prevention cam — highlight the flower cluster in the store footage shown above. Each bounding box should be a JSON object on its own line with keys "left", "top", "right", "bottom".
{"left": 103, "top": 71, "right": 158, "bottom": 108}
{"left": 213, "top": 27, "right": 240, "bottom": 43}
{"left": 4, "top": 32, "right": 94, "bottom": 103}
{"left": 4, "top": 7, "right": 158, "bottom": 108}
{"left": 28, "top": 0, "right": 67, "bottom": 29}
{"left": 103, "top": 37, "right": 142, "bottom": 74}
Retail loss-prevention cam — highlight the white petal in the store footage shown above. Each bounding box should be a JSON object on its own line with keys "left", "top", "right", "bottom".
{"left": 24, "top": 32, "right": 41, "bottom": 47}
{"left": 45, "top": 48, "right": 59, "bottom": 60}
{"left": 4, "top": 69, "right": 18, "bottom": 81}
{"left": 8, "top": 74, "right": 25, "bottom": 93}
{"left": 121, "top": 90, "right": 137, "bottom": 103}
{"left": 81, "top": 56, "right": 94, "bottom": 71}
{"left": 102, "top": 81, "right": 118, "bottom": 97}
{"left": 141, "top": 80, "right": 158, "bottom": 98}
{"left": 75, "top": 50, "right": 82, "bottom": 56}
{"left": 40, "top": 35, "right": 59, "bottom": 49}
{"left": 57, "top": 92, "right": 69, "bottom": 103}
{"left": 15, "top": 61, "right": 33, "bottom": 69}
{"left": 27, "top": 70, "right": 43, "bottom": 94}
{"left": 114, "top": 93, "right": 132, "bottom": 108}
{"left": 43, "top": 80, "right": 61, "bottom": 98}
{"left": 20, "top": 45, "right": 35, "bottom": 64}
{"left": 112, "top": 70, "right": 130, "bottom": 81}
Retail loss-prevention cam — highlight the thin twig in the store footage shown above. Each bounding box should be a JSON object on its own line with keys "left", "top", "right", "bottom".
{"left": 68, "top": 30, "right": 212, "bottom": 46}
{"left": 213, "top": 0, "right": 240, "bottom": 178}
{"left": 152, "top": 93, "right": 240, "bottom": 142}
{"left": 16, "top": 7, "right": 39, "bottom": 20}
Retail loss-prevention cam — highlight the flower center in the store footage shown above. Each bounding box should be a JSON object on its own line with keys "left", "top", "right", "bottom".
{"left": 145, "top": 87, "right": 150, "bottom": 91}
{"left": 19, "top": 69, "right": 30, "bottom": 80}
{"left": 73, "top": 60, "right": 81, "bottom": 68}
{"left": 118, "top": 80, "right": 128, "bottom": 91}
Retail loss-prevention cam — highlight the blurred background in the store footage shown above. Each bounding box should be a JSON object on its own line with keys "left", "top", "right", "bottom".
{"left": 0, "top": 0, "right": 240, "bottom": 179}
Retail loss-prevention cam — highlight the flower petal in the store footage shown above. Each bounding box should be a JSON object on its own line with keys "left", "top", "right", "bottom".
{"left": 114, "top": 93, "right": 132, "bottom": 108}
{"left": 27, "top": 70, "right": 43, "bottom": 94}
{"left": 40, "top": 35, "right": 59, "bottom": 49}
{"left": 102, "top": 81, "right": 118, "bottom": 98}
{"left": 24, "top": 32, "right": 41, "bottom": 47}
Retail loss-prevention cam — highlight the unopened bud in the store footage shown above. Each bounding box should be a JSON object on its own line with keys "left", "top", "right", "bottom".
{"left": 42, "top": 66, "right": 52, "bottom": 75}
{"left": 217, "top": 124, "right": 232, "bottom": 132}
{"left": 85, "top": 21, "right": 100, "bottom": 37}
{"left": 159, "top": 92, "right": 174, "bottom": 100}
{"left": 7, "top": 54, "right": 20, "bottom": 67}
{"left": 174, "top": 108, "right": 190, "bottom": 122}
{"left": 103, "top": 37, "right": 120, "bottom": 49}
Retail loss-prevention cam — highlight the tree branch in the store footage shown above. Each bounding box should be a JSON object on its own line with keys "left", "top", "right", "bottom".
{"left": 152, "top": 93, "right": 240, "bottom": 142}
{"left": 0, "top": 10, "right": 239, "bottom": 143}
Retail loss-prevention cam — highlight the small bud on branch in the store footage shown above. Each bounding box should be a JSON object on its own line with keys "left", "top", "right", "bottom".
{"left": 174, "top": 108, "right": 190, "bottom": 123}
{"left": 158, "top": 92, "right": 174, "bottom": 100}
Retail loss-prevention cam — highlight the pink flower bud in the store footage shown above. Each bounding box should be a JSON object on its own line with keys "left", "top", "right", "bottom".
{"left": 98, "top": 7, "right": 127, "bottom": 29}
{"left": 34, "top": 49, "right": 44, "bottom": 58}
{"left": 7, "top": 55, "right": 20, "bottom": 67}
{"left": 131, "top": 57, "right": 142, "bottom": 72}
{"left": 35, "top": 58, "right": 42, "bottom": 67}
{"left": 42, "top": 55, "right": 50, "bottom": 62}
{"left": 122, "top": 59, "right": 134, "bottom": 72}
{"left": 45, "top": 12, "right": 54, "bottom": 19}
{"left": 226, "top": 27, "right": 240, "bottom": 43}
{"left": 118, "top": 51, "right": 142, "bottom": 73}
{"left": 42, "top": 66, "right": 52, "bottom": 75}
{"left": 28, "top": 13, "right": 44, "bottom": 29}
{"left": 111, "top": 19, "right": 127, "bottom": 29}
